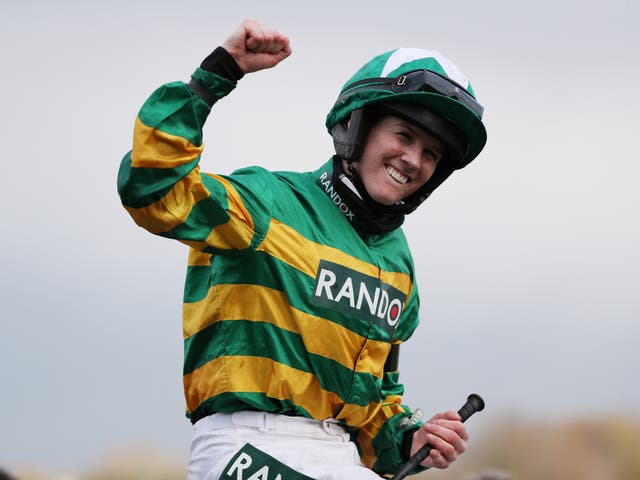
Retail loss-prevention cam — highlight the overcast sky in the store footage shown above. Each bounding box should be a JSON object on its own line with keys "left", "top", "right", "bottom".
{"left": 1, "top": 0, "right": 638, "bottom": 474}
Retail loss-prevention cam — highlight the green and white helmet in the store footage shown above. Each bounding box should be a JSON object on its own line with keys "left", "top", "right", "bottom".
{"left": 326, "top": 48, "right": 487, "bottom": 214}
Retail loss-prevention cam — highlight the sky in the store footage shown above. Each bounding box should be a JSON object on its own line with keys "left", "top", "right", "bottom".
{"left": 1, "top": 0, "right": 639, "bottom": 474}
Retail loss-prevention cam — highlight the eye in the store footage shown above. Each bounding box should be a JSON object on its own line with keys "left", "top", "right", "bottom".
{"left": 423, "top": 148, "right": 442, "bottom": 164}
{"left": 397, "top": 130, "right": 413, "bottom": 142}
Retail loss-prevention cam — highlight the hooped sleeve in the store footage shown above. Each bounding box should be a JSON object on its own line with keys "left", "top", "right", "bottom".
{"left": 366, "top": 368, "right": 427, "bottom": 476}
{"left": 117, "top": 48, "right": 269, "bottom": 253}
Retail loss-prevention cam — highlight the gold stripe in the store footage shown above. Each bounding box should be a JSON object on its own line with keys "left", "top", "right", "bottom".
{"left": 185, "top": 356, "right": 383, "bottom": 425}
{"left": 187, "top": 248, "right": 212, "bottom": 267}
{"left": 183, "top": 284, "right": 390, "bottom": 375}
{"left": 131, "top": 116, "right": 203, "bottom": 168}
{"left": 124, "top": 169, "right": 210, "bottom": 234}
{"left": 257, "top": 219, "right": 413, "bottom": 295}
{"left": 184, "top": 355, "right": 341, "bottom": 419}
{"left": 127, "top": 118, "right": 254, "bottom": 245}
{"left": 125, "top": 171, "right": 255, "bottom": 250}
{"left": 203, "top": 174, "right": 254, "bottom": 250}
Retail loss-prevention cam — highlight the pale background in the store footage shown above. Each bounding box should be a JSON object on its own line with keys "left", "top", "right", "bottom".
{"left": 1, "top": 0, "right": 638, "bottom": 475}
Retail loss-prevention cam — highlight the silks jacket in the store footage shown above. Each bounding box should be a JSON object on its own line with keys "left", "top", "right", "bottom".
{"left": 117, "top": 60, "right": 424, "bottom": 475}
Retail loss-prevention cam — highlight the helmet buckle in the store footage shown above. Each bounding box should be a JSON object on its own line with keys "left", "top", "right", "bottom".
{"left": 396, "top": 75, "right": 408, "bottom": 86}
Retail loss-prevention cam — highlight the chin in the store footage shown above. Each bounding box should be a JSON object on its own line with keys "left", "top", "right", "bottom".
{"left": 372, "top": 195, "right": 399, "bottom": 206}
{"left": 367, "top": 184, "right": 404, "bottom": 205}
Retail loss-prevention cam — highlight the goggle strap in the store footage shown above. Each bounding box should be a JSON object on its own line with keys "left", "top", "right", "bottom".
{"left": 336, "top": 71, "right": 484, "bottom": 118}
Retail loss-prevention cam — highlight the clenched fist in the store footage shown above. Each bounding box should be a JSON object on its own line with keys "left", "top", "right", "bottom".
{"left": 223, "top": 19, "right": 292, "bottom": 73}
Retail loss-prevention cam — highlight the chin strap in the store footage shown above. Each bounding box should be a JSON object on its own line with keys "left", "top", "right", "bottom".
{"left": 331, "top": 157, "right": 405, "bottom": 234}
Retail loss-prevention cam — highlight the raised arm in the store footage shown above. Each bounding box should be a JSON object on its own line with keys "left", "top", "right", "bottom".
{"left": 117, "top": 20, "right": 291, "bottom": 252}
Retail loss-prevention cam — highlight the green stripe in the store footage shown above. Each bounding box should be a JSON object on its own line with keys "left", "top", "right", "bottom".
{"left": 183, "top": 250, "right": 285, "bottom": 304}
{"left": 382, "top": 371, "right": 404, "bottom": 396}
{"left": 200, "top": 171, "right": 231, "bottom": 207}
{"left": 184, "top": 320, "right": 311, "bottom": 375}
{"left": 371, "top": 410, "right": 421, "bottom": 475}
{"left": 184, "top": 264, "right": 212, "bottom": 303}
{"left": 187, "top": 391, "right": 311, "bottom": 423}
{"left": 138, "top": 81, "right": 211, "bottom": 146}
{"left": 191, "top": 68, "right": 238, "bottom": 104}
{"left": 184, "top": 251, "right": 279, "bottom": 299}
{"left": 117, "top": 153, "right": 199, "bottom": 208}
{"left": 183, "top": 321, "right": 224, "bottom": 374}
{"left": 183, "top": 320, "right": 378, "bottom": 404}
{"left": 164, "top": 196, "right": 230, "bottom": 242}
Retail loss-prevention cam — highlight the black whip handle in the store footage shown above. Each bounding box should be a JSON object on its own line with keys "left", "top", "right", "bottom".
{"left": 390, "top": 394, "right": 485, "bottom": 480}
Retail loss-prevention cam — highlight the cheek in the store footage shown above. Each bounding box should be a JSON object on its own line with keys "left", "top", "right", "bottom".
{"left": 419, "top": 162, "right": 438, "bottom": 182}
{"left": 360, "top": 164, "right": 385, "bottom": 193}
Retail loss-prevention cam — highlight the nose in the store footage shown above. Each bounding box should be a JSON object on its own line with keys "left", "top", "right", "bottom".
{"left": 401, "top": 145, "right": 423, "bottom": 170}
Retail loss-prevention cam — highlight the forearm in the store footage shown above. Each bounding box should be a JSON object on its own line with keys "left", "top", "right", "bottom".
{"left": 188, "top": 46, "right": 245, "bottom": 106}
{"left": 353, "top": 368, "right": 426, "bottom": 476}
{"left": 365, "top": 408, "right": 424, "bottom": 475}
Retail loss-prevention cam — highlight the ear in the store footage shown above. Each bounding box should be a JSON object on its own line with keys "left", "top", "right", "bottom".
{"left": 331, "top": 109, "right": 367, "bottom": 161}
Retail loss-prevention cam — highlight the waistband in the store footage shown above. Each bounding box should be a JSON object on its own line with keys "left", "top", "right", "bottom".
{"left": 195, "top": 411, "right": 349, "bottom": 440}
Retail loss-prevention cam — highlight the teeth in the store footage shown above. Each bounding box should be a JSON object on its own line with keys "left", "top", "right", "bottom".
{"left": 386, "top": 165, "right": 408, "bottom": 184}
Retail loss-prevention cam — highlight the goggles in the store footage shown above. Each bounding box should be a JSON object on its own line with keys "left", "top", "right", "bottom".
{"left": 337, "top": 69, "right": 484, "bottom": 119}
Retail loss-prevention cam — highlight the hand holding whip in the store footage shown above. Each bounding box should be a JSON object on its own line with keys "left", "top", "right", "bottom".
{"left": 391, "top": 394, "right": 485, "bottom": 480}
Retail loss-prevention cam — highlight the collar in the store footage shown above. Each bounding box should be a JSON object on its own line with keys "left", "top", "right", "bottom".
{"left": 314, "top": 157, "right": 405, "bottom": 234}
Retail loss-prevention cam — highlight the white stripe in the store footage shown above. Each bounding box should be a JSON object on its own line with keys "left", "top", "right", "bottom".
{"left": 381, "top": 47, "right": 469, "bottom": 88}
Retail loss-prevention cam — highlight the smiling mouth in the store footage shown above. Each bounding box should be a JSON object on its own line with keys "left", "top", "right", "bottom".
{"left": 385, "top": 165, "right": 409, "bottom": 184}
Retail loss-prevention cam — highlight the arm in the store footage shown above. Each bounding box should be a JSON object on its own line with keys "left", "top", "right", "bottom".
{"left": 117, "top": 20, "right": 291, "bottom": 249}
{"left": 358, "top": 286, "right": 469, "bottom": 474}
{"left": 364, "top": 374, "right": 469, "bottom": 475}
{"left": 352, "top": 289, "right": 424, "bottom": 474}
{"left": 362, "top": 363, "right": 425, "bottom": 475}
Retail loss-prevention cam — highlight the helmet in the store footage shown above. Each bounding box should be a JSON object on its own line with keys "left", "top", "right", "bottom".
{"left": 326, "top": 48, "right": 487, "bottom": 214}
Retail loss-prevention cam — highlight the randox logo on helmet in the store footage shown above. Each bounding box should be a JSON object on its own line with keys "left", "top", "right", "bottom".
{"left": 311, "top": 260, "right": 406, "bottom": 332}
